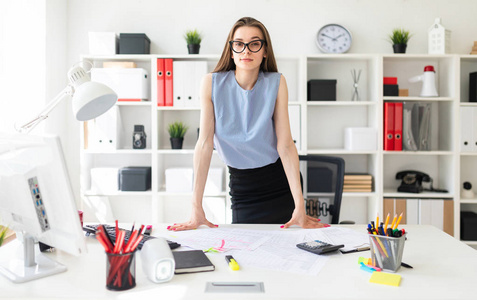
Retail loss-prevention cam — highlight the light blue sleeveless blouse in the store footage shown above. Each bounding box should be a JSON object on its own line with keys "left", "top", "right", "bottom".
{"left": 212, "top": 70, "right": 281, "bottom": 169}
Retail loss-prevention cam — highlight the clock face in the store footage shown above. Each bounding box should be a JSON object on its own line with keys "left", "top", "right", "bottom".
{"left": 316, "top": 24, "right": 352, "bottom": 53}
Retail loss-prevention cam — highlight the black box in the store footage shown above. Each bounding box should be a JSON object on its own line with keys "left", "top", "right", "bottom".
{"left": 383, "top": 84, "right": 399, "bottom": 96}
{"left": 307, "top": 167, "right": 332, "bottom": 192}
{"left": 461, "top": 211, "right": 477, "bottom": 240}
{"left": 469, "top": 72, "right": 477, "bottom": 102}
{"left": 307, "top": 80, "right": 337, "bottom": 101}
{"left": 119, "top": 33, "right": 150, "bottom": 54}
{"left": 118, "top": 166, "right": 151, "bottom": 191}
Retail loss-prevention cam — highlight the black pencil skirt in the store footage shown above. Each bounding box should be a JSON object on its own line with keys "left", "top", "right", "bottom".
{"left": 228, "top": 158, "right": 295, "bottom": 224}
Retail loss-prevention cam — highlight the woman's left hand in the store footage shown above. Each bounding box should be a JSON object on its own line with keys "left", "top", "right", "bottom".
{"left": 281, "top": 208, "right": 330, "bottom": 229}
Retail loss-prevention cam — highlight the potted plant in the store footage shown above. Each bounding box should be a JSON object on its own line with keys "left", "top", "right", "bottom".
{"left": 389, "top": 28, "right": 412, "bottom": 53}
{"left": 184, "top": 29, "right": 202, "bottom": 54}
{"left": 168, "top": 121, "right": 188, "bottom": 149}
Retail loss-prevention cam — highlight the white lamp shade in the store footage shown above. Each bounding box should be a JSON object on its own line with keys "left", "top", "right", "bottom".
{"left": 72, "top": 81, "right": 117, "bottom": 121}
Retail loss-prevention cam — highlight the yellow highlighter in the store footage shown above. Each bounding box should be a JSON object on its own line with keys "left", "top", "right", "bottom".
{"left": 226, "top": 255, "right": 240, "bottom": 271}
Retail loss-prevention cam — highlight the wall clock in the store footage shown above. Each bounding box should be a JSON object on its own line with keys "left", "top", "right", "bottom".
{"left": 316, "top": 24, "right": 352, "bottom": 53}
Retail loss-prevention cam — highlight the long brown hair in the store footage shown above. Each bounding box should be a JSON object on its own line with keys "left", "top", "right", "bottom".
{"left": 213, "top": 17, "right": 278, "bottom": 73}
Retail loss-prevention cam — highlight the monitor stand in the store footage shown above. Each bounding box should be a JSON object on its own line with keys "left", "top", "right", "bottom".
{"left": 0, "top": 233, "right": 66, "bottom": 283}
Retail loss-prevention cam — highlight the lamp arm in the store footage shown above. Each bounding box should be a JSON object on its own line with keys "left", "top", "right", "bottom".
{"left": 16, "top": 85, "right": 73, "bottom": 134}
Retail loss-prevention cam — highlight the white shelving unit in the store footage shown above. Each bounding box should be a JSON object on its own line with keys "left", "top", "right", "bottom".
{"left": 79, "top": 53, "right": 477, "bottom": 245}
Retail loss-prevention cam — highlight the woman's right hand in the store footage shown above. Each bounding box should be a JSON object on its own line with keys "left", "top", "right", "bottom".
{"left": 167, "top": 208, "right": 218, "bottom": 231}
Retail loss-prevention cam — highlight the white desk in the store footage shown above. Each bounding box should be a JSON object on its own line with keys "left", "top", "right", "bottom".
{"left": 2, "top": 224, "right": 477, "bottom": 300}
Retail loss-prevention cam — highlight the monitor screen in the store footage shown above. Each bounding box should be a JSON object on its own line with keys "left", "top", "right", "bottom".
{"left": 0, "top": 133, "right": 86, "bottom": 283}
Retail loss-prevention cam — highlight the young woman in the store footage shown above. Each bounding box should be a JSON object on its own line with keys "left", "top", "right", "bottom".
{"left": 168, "top": 17, "right": 328, "bottom": 231}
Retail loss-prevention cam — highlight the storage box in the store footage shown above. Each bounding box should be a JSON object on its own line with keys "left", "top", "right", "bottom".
{"left": 307, "top": 167, "right": 332, "bottom": 192}
{"left": 204, "top": 168, "right": 224, "bottom": 194}
{"left": 91, "top": 68, "right": 149, "bottom": 101}
{"left": 461, "top": 211, "right": 477, "bottom": 240}
{"left": 307, "top": 80, "right": 337, "bottom": 101}
{"left": 383, "top": 84, "right": 399, "bottom": 96}
{"left": 165, "top": 168, "right": 193, "bottom": 193}
{"left": 119, "top": 33, "right": 150, "bottom": 54}
{"left": 344, "top": 127, "right": 377, "bottom": 151}
{"left": 91, "top": 168, "right": 119, "bottom": 193}
{"left": 88, "top": 32, "right": 118, "bottom": 55}
{"left": 118, "top": 167, "right": 151, "bottom": 191}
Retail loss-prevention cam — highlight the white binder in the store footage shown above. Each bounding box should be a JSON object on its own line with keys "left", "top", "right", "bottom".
{"left": 91, "top": 106, "right": 122, "bottom": 150}
{"left": 288, "top": 105, "right": 301, "bottom": 150}
{"left": 460, "top": 107, "right": 473, "bottom": 152}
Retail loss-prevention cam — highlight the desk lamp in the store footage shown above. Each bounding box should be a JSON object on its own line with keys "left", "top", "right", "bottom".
{"left": 16, "top": 63, "right": 118, "bottom": 133}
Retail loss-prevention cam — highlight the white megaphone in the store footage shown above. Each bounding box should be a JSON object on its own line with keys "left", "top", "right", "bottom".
{"left": 408, "top": 65, "right": 438, "bottom": 97}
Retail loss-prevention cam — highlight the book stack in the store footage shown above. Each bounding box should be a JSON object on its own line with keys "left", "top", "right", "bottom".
{"left": 471, "top": 41, "right": 477, "bottom": 55}
{"left": 343, "top": 174, "right": 373, "bottom": 192}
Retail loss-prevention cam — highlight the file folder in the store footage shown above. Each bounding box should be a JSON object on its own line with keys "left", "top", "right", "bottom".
{"left": 173, "top": 60, "right": 185, "bottom": 107}
{"left": 165, "top": 58, "right": 174, "bottom": 106}
{"left": 473, "top": 107, "right": 477, "bottom": 152}
{"left": 383, "top": 102, "right": 395, "bottom": 150}
{"left": 157, "top": 58, "right": 165, "bottom": 106}
{"left": 394, "top": 102, "right": 403, "bottom": 151}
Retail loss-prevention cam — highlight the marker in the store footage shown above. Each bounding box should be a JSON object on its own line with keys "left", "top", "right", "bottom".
{"left": 226, "top": 255, "right": 240, "bottom": 271}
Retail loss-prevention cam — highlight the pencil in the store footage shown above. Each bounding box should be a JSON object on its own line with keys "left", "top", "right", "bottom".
{"left": 384, "top": 213, "right": 390, "bottom": 232}
{"left": 390, "top": 214, "right": 397, "bottom": 231}
{"left": 376, "top": 214, "right": 379, "bottom": 230}
{"left": 393, "top": 212, "right": 403, "bottom": 230}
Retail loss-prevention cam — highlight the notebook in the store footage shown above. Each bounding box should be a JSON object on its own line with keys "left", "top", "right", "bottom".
{"left": 172, "top": 250, "right": 215, "bottom": 274}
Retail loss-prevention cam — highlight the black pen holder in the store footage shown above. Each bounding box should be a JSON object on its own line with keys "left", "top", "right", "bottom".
{"left": 368, "top": 233, "right": 406, "bottom": 272}
{"left": 106, "top": 251, "right": 136, "bottom": 291}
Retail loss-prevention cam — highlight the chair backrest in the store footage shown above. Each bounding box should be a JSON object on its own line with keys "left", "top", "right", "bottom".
{"left": 299, "top": 155, "right": 345, "bottom": 224}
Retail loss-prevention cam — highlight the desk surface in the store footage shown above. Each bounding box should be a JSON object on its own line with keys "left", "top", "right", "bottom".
{"left": 2, "top": 224, "right": 477, "bottom": 300}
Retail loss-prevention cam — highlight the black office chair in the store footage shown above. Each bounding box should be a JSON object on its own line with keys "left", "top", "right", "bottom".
{"left": 298, "top": 155, "right": 346, "bottom": 225}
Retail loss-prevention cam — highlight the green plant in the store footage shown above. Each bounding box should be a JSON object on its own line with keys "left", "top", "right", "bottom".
{"left": 0, "top": 225, "right": 8, "bottom": 247}
{"left": 184, "top": 29, "right": 202, "bottom": 45}
{"left": 388, "top": 28, "right": 412, "bottom": 45}
{"left": 168, "top": 121, "right": 189, "bottom": 138}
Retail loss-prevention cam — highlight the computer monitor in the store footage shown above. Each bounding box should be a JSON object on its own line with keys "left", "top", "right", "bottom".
{"left": 0, "top": 133, "right": 87, "bottom": 283}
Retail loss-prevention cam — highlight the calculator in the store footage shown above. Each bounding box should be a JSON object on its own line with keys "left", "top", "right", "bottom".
{"left": 296, "top": 240, "right": 344, "bottom": 255}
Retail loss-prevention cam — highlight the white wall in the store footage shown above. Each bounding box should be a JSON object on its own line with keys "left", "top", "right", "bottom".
{"left": 9, "top": 0, "right": 477, "bottom": 204}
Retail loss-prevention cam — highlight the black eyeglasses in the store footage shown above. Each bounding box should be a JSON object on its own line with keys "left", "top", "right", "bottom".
{"left": 229, "top": 40, "right": 266, "bottom": 53}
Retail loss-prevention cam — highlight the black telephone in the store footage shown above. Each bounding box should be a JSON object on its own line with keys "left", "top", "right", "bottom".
{"left": 396, "top": 170, "right": 447, "bottom": 193}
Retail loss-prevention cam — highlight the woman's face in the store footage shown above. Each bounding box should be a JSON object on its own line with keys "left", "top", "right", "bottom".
{"left": 231, "top": 26, "right": 266, "bottom": 71}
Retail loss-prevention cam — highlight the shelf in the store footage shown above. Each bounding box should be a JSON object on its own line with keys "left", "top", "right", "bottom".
{"left": 82, "top": 149, "right": 153, "bottom": 154}
{"left": 383, "top": 151, "right": 454, "bottom": 156}
{"left": 157, "top": 107, "right": 201, "bottom": 111}
{"left": 83, "top": 190, "right": 153, "bottom": 196}
{"left": 158, "top": 191, "right": 226, "bottom": 197}
{"left": 460, "top": 102, "right": 477, "bottom": 107}
{"left": 383, "top": 96, "right": 454, "bottom": 102}
{"left": 307, "top": 149, "right": 378, "bottom": 155}
{"left": 157, "top": 149, "right": 195, "bottom": 154}
{"left": 343, "top": 192, "right": 376, "bottom": 197}
{"left": 116, "top": 101, "right": 152, "bottom": 106}
{"left": 460, "top": 199, "right": 477, "bottom": 204}
{"left": 383, "top": 189, "right": 453, "bottom": 199}
{"left": 460, "top": 152, "right": 477, "bottom": 156}
{"left": 307, "top": 101, "right": 377, "bottom": 106}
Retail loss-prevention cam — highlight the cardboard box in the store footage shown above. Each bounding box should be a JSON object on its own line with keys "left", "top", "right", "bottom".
{"left": 91, "top": 68, "right": 149, "bottom": 101}
{"left": 88, "top": 32, "right": 118, "bottom": 55}
{"left": 344, "top": 127, "right": 377, "bottom": 151}
{"left": 165, "top": 168, "right": 193, "bottom": 193}
{"left": 90, "top": 168, "right": 119, "bottom": 193}
{"left": 204, "top": 168, "right": 224, "bottom": 194}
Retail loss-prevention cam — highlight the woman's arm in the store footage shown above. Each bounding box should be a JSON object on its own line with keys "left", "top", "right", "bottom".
{"left": 168, "top": 73, "right": 217, "bottom": 231}
{"left": 273, "top": 75, "right": 327, "bottom": 229}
